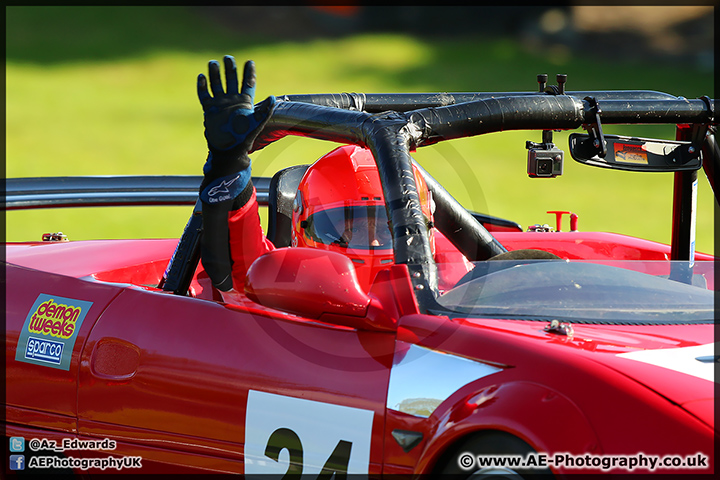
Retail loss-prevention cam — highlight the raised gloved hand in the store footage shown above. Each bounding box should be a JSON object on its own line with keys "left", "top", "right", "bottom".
{"left": 198, "top": 55, "right": 275, "bottom": 207}
{"left": 197, "top": 56, "right": 275, "bottom": 291}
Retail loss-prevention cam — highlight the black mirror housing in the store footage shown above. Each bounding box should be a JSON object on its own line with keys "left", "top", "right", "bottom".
{"left": 569, "top": 133, "right": 702, "bottom": 172}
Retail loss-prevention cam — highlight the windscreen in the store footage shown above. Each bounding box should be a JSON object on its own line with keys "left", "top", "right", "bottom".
{"left": 436, "top": 260, "right": 714, "bottom": 324}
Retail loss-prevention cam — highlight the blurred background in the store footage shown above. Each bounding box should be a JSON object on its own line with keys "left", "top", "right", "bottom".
{"left": 5, "top": 5, "right": 715, "bottom": 253}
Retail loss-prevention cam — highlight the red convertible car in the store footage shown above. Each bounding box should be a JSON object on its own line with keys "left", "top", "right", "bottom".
{"left": 4, "top": 76, "right": 717, "bottom": 478}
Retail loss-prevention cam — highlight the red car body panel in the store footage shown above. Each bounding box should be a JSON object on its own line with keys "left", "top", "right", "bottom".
{"left": 5, "top": 229, "right": 716, "bottom": 476}
{"left": 395, "top": 314, "right": 714, "bottom": 474}
{"left": 76, "top": 288, "right": 394, "bottom": 474}
{"left": 6, "top": 265, "right": 123, "bottom": 426}
{"left": 493, "top": 231, "right": 715, "bottom": 262}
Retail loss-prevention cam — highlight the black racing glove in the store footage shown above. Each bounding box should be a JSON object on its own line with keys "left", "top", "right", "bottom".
{"left": 197, "top": 56, "right": 275, "bottom": 291}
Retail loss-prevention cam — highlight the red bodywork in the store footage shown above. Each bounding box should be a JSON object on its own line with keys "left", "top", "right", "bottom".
{"left": 4, "top": 231, "right": 715, "bottom": 476}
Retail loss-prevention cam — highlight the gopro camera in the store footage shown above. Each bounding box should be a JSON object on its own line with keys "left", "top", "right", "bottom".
{"left": 527, "top": 145, "right": 564, "bottom": 178}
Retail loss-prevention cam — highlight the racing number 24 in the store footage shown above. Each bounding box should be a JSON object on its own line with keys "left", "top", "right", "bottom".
{"left": 264, "top": 427, "right": 352, "bottom": 479}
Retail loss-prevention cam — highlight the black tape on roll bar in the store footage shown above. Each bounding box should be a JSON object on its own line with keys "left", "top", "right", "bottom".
{"left": 276, "top": 90, "right": 686, "bottom": 113}
{"left": 250, "top": 102, "right": 370, "bottom": 153}
{"left": 408, "top": 95, "right": 585, "bottom": 146}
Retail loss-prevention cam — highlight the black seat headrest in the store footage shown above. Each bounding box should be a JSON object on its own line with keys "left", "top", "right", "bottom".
{"left": 266, "top": 165, "right": 310, "bottom": 248}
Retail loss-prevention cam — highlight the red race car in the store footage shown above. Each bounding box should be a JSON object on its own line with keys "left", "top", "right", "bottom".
{"left": 5, "top": 75, "right": 716, "bottom": 478}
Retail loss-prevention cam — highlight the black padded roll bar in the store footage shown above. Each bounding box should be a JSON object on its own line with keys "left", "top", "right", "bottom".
{"left": 276, "top": 90, "right": 685, "bottom": 113}
{"left": 249, "top": 93, "right": 715, "bottom": 302}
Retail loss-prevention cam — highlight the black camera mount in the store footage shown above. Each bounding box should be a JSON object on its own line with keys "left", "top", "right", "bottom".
{"left": 526, "top": 74, "right": 566, "bottom": 178}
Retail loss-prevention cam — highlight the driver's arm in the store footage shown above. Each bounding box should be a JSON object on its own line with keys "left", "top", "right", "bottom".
{"left": 197, "top": 56, "right": 276, "bottom": 293}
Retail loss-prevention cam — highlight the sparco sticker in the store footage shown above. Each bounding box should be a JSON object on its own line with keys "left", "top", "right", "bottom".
{"left": 15, "top": 294, "right": 93, "bottom": 370}
{"left": 244, "top": 390, "right": 374, "bottom": 478}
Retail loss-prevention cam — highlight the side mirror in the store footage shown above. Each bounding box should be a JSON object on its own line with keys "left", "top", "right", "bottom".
{"left": 245, "top": 248, "right": 395, "bottom": 331}
{"left": 569, "top": 133, "right": 702, "bottom": 172}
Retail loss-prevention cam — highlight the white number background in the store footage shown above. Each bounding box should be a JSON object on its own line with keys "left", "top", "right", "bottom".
{"left": 245, "top": 390, "right": 374, "bottom": 476}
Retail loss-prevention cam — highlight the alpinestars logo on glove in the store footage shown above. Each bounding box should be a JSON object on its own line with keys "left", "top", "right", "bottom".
{"left": 207, "top": 175, "right": 240, "bottom": 203}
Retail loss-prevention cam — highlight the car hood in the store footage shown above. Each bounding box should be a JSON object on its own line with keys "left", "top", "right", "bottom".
{"left": 526, "top": 320, "right": 713, "bottom": 405}
{"left": 531, "top": 320, "right": 713, "bottom": 407}
{"left": 573, "top": 329, "right": 715, "bottom": 428}
{"left": 586, "top": 334, "right": 715, "bottom": 405}
{"left": 403, "top": 314, "right": 715, "bottom": 425}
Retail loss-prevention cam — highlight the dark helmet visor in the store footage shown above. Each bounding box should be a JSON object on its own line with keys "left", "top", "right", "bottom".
{"left": 304, "top": 205, "right": 392, "bottom": 250}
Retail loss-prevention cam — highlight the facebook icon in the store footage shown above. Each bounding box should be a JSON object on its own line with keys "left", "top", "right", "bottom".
{"left": 9, "top": 454, "right": 25, "bottom": 470}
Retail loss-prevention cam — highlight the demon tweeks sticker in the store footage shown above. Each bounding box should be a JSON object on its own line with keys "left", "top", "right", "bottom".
{"left": 15, "top": 294, "right": 93, "bottom": 371}
{"left": 244, "top": 390, "right": 374, "bottom": 477}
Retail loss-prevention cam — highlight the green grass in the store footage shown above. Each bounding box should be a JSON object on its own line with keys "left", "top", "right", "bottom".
{"left": 6, "top": 6, "right": 715, "bottom": 254}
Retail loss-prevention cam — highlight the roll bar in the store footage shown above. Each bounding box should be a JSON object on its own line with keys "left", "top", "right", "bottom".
{"left": 250, "top": 92, "right": 715, "bottom": 304}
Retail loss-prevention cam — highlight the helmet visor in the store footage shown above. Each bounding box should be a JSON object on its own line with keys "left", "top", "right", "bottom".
{"left": 304, "top": 205, "right": 392, "bottom": 250}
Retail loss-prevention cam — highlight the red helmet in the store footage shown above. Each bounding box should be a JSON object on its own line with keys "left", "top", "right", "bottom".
{"left": 291, "top": 144, "right": 434, "bottom": 289}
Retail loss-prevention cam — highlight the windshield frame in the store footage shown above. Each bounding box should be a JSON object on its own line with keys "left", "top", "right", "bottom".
{"left": 432, "top": 259, "right": 715, "bottom": 325}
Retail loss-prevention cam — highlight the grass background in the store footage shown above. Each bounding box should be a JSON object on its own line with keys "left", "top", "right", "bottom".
{"left": 6, "top": 6, "right": 715, "bottom": 254}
